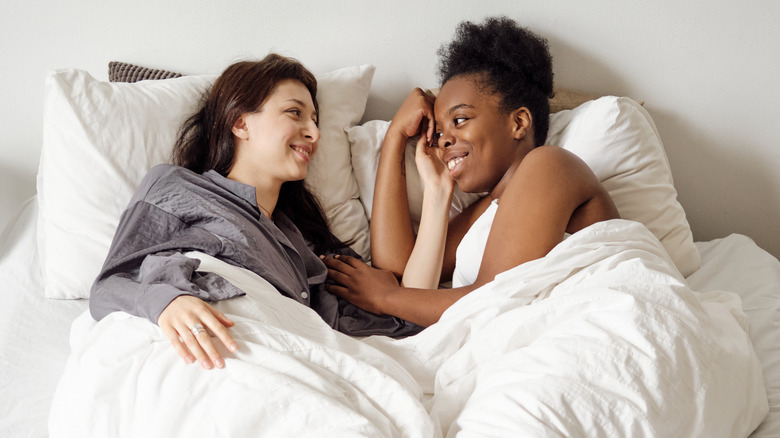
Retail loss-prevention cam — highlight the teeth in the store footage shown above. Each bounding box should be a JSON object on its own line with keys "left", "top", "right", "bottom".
{"left": 447, "top": 156, "right": 464, "bottom": 170}
{"left": 291, "top": 145, "right": 310, "bottom": 156}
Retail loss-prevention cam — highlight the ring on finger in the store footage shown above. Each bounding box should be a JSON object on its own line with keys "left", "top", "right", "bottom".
{"left": 190, "top": 323, "right": 206, "bottom": 336}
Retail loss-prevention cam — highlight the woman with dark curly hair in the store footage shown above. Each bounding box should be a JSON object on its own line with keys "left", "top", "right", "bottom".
{"left": 323, "top": 17, "right": 619, "bottom": 327}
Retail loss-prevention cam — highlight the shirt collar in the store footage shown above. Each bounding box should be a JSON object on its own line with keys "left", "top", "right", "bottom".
{"left": 202, "top": 170, "right": 259, "bottom": 209}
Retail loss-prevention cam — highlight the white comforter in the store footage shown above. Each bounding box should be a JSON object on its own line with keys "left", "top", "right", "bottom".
{"left": 49, "top": 220, "right": 767, "bottom": 437}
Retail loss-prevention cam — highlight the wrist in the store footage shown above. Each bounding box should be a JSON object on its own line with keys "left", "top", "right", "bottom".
{"left": 423, "top": 184, "right": 454, "bottom": 207}
{"left": 377, "top": 286, "right": 402, "bottom": 316}
{"left": 385, "top": 123, "right": 412, "bottom": 146}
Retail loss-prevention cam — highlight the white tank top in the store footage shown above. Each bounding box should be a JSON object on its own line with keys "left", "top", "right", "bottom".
{"left": 451, "top": 199, "right": 570, "bottom": 288}
{"left": 452, "top": 199, "right": 498, "bottom": 288}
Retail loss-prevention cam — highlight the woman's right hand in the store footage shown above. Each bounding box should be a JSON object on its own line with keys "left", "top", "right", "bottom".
{"left": 157, "top": 295, "right": 238, "bottom": 370}
{"left": 387, "top": 88, "right": 436, "bottom": 143}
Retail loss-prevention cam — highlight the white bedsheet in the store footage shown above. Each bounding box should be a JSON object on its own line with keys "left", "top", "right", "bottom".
{"left": 48, "top": 219, "right": 768, "bottom": 437}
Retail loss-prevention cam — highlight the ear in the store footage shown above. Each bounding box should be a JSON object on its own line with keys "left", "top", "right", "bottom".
{"left": 511, "top": 107, "right": 533, "bottom": 141}
{"left": 231, "top": 114, "right": 250, "bottom": 140}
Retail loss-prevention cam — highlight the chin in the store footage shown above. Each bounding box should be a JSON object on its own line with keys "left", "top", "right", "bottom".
{"left": 454, "top": 176, "right": 481, "bottom": 194}
{"left": 455, "top": 180, "right": 477, "bottom": 194}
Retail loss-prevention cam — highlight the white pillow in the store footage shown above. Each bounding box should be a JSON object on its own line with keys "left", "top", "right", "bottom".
{"left": 347, "top": 120, "right": 483, "bottom": 230}
{"left": 37, "top": 66, "right": 374, "bottom": 299}
{"left": 347, "top": 96, "right": 700, "bottom": 277}
{"left": 546, "top": 96, "right": 699, "bottom": 276}
{"left": 303, "top": 65, "right": 374, "bottom": 261}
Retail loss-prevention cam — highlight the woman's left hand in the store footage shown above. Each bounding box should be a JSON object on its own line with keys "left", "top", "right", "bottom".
{"left": 414, "top": 134, "right": 454, "bottom": 195}
{"left": 322, "top": 255, "right": 399, "bottom": 315}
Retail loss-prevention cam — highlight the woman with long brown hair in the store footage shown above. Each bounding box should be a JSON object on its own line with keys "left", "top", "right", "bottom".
{"left": 90, "top": 54, "right": 420, "bottom": 371}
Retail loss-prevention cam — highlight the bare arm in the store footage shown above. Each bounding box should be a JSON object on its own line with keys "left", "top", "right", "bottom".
{"left": 324, "top": 254, "right": 479, "bottom": 327}
{"left": 370, "top": 89, "right": 435, "bottom": 276}
{"left": 401, "top": 136, "right": 454, "bottom": 289}
{"left": 326, "top": 146, "right": 618, "bottom": 327}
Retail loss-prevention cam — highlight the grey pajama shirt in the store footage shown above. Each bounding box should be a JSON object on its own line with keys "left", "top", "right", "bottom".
{"left": 89, "top": 164, "right": 421, "bottom": 338}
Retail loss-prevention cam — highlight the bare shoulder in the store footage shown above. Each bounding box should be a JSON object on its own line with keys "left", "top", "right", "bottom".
{"left": 512, "top": 145, "right": 618, "bottom": 230}
{"left": 522, "top": 145, "right": 589, "bottom": 169}
{"left": 514, "top": 145, "right": 597, "bottom": 187}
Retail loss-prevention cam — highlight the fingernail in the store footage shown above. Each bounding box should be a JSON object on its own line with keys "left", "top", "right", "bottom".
{"left": 229, "top": 343, "right": 238, "bottom": 352}
{"left": 202, "top": 360, "right": 213, "bottom": 369}
{"left": 215, "top": 358, "right": 225, "bottom": 368}
{"left": 186, "top": 355, "right": 195, "bottom": 364}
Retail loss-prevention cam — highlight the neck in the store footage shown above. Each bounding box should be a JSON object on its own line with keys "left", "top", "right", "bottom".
{"left": 254, "top": 188, "right": 279, "bottom": 219}
{"left": 488, "top": 142, "right": 533, "bottom": 201}
{"left": 226, "top": 166, "right": 281, "bottom": 220}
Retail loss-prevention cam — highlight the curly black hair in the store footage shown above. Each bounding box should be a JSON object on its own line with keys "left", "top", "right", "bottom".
{"left": 437, "top": 16, "right": 554, "bottom": 147}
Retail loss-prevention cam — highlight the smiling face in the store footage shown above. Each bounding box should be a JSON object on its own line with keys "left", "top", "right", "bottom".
{"left": 231, "top": 79, "right": 320, "bottom": 187}
{"left": 433, "top": 74, "right": 531, "bottom": 194}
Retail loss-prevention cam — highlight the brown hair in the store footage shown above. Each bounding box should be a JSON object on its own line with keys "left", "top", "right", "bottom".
{"left": 172, "top": 54, "right": 349, "bottom": 254}
{"left": 172, "top": 53, "right": 318, "bottom": 174}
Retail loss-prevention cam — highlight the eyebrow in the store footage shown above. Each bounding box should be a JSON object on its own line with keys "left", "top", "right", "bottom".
{"left": 447, "top": 103, "right": 475, "bottom": 115}
{"left": 286, "top": 98, "right": 308, "bottom": 107}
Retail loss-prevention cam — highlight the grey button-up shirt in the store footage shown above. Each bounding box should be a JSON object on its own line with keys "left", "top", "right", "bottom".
{"left": 89, "top": 164, "right": 420, "bottom": 338}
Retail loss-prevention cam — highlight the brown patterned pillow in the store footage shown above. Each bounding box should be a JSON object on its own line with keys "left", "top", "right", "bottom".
{"left": 108, "top": 61, "right": 183, "bottom": 83}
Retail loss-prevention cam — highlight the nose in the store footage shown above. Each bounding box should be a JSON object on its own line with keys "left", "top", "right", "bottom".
{"left": 437, "top": 131, "right": 453, "bottom": 149}
{"left": 304, "top": 119, "right": 320, "bottom": 144}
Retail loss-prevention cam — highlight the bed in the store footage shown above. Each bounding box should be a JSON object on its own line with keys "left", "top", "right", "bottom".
{"left": 0, "top": 62, "right": 778, "bottom": 437}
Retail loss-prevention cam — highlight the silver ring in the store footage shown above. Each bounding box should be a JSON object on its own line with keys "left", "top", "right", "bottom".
{"left": 190, "top": 323, "right": 205, "bottom": 336}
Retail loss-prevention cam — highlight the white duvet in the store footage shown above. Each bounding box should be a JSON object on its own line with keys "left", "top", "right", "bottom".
{"left": 49, "top": 220, "right": 767, "bottom": 437}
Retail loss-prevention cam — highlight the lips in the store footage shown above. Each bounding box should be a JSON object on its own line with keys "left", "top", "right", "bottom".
{"left": 444, "top": 151, "right": 468, "bottom": 175}
{"left": 447, "top": 156, "right": 465, "bottom": 170}
{"left": 290, "top": 144, "right": 313, "bottom": 162}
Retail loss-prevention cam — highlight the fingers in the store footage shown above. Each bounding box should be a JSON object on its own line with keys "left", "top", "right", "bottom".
{"left": 324, "top": 283, "right": 349, "bottom": 299}
{"left": 420, "top": 88, "right": 436, "bottom": 143}
{"left": 158, "top": 295, "right": 238, "bottom": 370}
{"left": 321, "top": 254, "right": 357, "bottom": 270}
{"left": 391, "top": 88, "right": 436, "bottom": 140}
{"left": 426, "top": 117, "right": 435, "bottom": 144}
{"left": 180, "top": 320, "right": 223, "bottom": 370}
{"left": 415, "top": 135, "right": 430, "bottom": 160}
{"left": 161, "top": 324, "right": 196, "bottom": 365}
{"left": 207, "top": 308, "right": 239, "bottom": 355}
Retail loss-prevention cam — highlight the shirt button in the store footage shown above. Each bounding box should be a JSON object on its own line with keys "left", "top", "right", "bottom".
{"left": 301, "top": 291, "right": 309, "bottom": 299}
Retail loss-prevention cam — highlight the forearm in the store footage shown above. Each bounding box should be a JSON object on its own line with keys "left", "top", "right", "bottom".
{"left": 90, "top": 275, "right": 187, "bottom": 323}
{"left": 381, "top": 283, "right": 477, "bottom": 327}
{"left": 370, "top": 128, "right": 416, "bottom": 274}
{"left": 402, "top": 185, "right": 452, "bottom": 289}
{"left": 90, "top": 252, "right": 245, "bottom": 324}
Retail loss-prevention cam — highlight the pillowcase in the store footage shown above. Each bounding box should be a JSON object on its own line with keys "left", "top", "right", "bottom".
{"left": 37, "top": 65, "right": 374, "bottom": 299}
{"left": 348, "top": 120, "right": 483, "bottom": 230}
{"left": 546, "top": 96, "right": 699, "bottom": 276}
{"left": 347, "top": 96, "right": 699, "bottom": 277}
{"left": 107, "top": 61, "right": 374, "bottom": 260}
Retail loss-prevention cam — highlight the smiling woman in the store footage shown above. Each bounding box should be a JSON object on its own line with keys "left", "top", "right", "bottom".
{"left": 89, "top": 54, "right": 421, "bottom": 371}
{"left": 322, "top": 16, "right": 619, "bottom": 327}
{"left": 227, "top": 79, "right": 320, "bottom": 219}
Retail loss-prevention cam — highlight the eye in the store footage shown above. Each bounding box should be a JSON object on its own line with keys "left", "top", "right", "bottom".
{"left": 453, "top": 117, "right": 468, "bottom": 126}
{"left": 286, "top": 108, "right": 302, "bottom": 118}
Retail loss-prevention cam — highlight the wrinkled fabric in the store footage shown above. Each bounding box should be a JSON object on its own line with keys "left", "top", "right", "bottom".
{"left": 90, "top": 164, "right": 420, "bottom": 338}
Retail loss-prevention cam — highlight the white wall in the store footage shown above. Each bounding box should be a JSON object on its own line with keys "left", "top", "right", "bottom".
{"left": 2, "top": 0, "right": 778, "bottom": 258}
